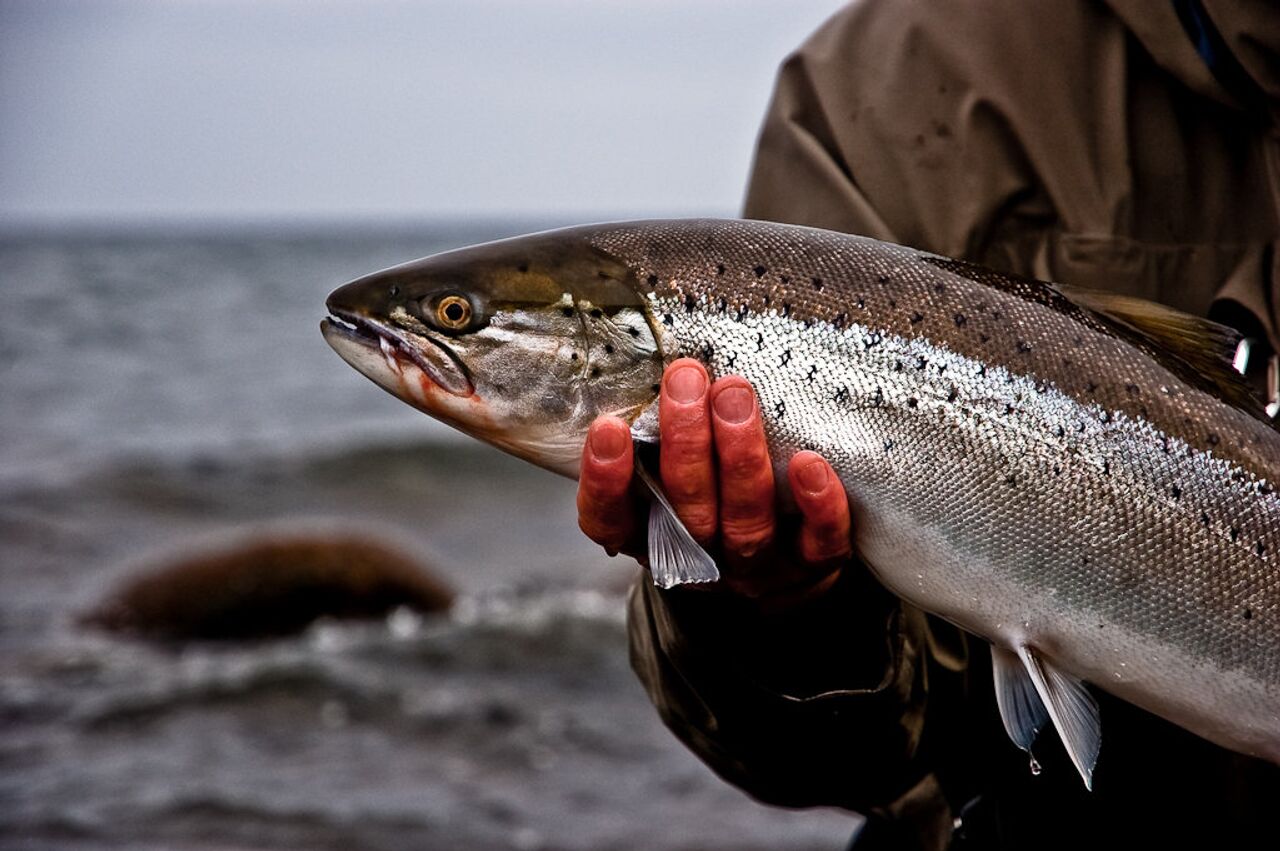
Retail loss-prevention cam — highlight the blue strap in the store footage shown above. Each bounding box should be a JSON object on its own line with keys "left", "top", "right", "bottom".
{"left": 1171, "top": 0, "right": 1268, "bottom": 113}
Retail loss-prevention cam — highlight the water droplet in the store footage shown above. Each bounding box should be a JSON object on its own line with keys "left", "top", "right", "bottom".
{"left": 1029, "top": 756, "right": 1042, "bottom": 775}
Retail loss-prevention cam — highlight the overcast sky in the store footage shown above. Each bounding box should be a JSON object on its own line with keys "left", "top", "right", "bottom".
{"left": 0, "top": 0, "right": 844, "bottom": 223}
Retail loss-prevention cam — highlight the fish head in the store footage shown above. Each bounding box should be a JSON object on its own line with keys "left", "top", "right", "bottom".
{"left": 322, "top": 227, "right": 664, "bottom": 477}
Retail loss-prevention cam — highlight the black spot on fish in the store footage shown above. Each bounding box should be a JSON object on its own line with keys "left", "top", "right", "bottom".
{"left": 774, "top": 401, "right": 786, "bottom": 417}
{"left": 646, "top": 274, "right": 658, "bottom": 287}
{"left": 725, "top": 353, "right": 737, "bottom": 369}
{"left": 976, "top": 364, "right": 987, "bottom": 377}
{"left": 1200, "top": 511, "right": 1211, "bottom": 526}
{"left": 855, "top": 296, "right": 866, "bottom": 309}
{"left": 1052, "top": 463, "right": 1062, "bottom": 476}
{"left": 590, "top": 308, "right": 604, "bottom": 319}
{"left": 517, "top": 264, "right": 529, "bottom": 274}
{"left": 872, "top": 387, "right": 885, "bottom": 406}
{"left": 628, "top": 326, "right": 641, "bottom": 338}
{"left": 1207, "top": 432, "right": 1221, "bottom": 446}
{"left": 907, "top": 397, "right": 919, "bottom": 409}
{"left": 780, "top": 275, "right": 790, "bottom": 285}
{"left": 570, "top": 353, "right": 579, "bottom": 361}
{"left": 991, "top": 310, "right": 1002, "bottom": 321}
{"left": 1086, "top": 381, "right": 1098, "bottom": 393}
{"left": 1102, "top": 460, "right": 1110, "bottom": 475}
{"left": 1016, "top": 340, "right": 1032, "bottom": 354}
{"left": 888, "top": 298, "right": 897, "bottom": 308}
{"left": 1004, "top": 404, "right": 1015, "bottom": 416}
{"left": 782, "top": 302, "right": 792, "bottom": 318}
{"left": 590, "top": 367, "right": 601, "bottom": 378}
{"left": 1171, "top": 485, "right": 1182, "bottom": 499}
{"left": 1161, "top": 436, "right": 1172, "bottom": 454}
{"left": 1256, "top": 541, "right": 1267, "bottom": 556}
{"left": 979, "top": 334, "right": 991, "bottom": 343}
{"left": 812, "top": 277, "right": 824, "bottom": 291}
{"left": 662, "top": 314, "right": 673, "bottom": 326}
{"left": 717, "top": 296, "right": 727, "bottom": 313}
{"left": 1034, "top": 381, "right": 1048, "bottom": 394}
{"left": 1076, "top": 422, "right": 1086, "bottom": 434}
{"left": 763, "top": 295, "right": 771, "bottom": 307}
{"left": 1005, "top": 473, "right": 1017, "bottom": 486}
{"left": 716, "top": 263, "right": 726, "bottom": 275}
{"left": 780, "top": 349, "right": 791, "bottom": 366}
{"left": 1055, "top": 425, "right": 1066, "bottom": 438}
{"left": 934, "top": 282, "right": 947, "bottom": 294}
{"left": 1230, "top": 526, "right": 1241, "bottom": 542}
{"left": 1260, "top": 483, "right": 1274, "bottom": 496}
{"left": 1082, "top": 555, "right": 1091, "bottom": 565}
{"left": 834, "top": 312, "right": 849, "bottom": 329}
{"left": 1125, "top": 383, "right": 1140, "bottom": 396}
{"left": 561, "top": 307, "right": 575, "bottom": 318}
{"left": 884, "top": 439, "right": 895, "bottom": 452}
{"left": 910, "top": 311, "right": 924, "bottom": 324}
{"left": 1244, "top": 608, "right": 1254, "bottom": 620}
{"left": 803, "top": 318, "right": 814, "bottom": 329}
{"left": 915, "top": 356, "right": 927, "bottom": 370}
{"left": 954, "top": 313, "right": 967, "bottom": 327}
{"left": 877, "top": 274, "right": 889, "bottom": 284}
{"left": 1073, "top": 335, "right": 1084, "bottom": 346}
{"left": 604, "top": 344, "right": 614, "bottom": 354}
{"left": 1061, "top": 357, "right": 1073, "bottom": 368}
{"left": 701, "top": 343, "right": 714, "bottom": 362}
{"left": 683, "top": 294, "right": 696, "bottom": 314}
{"left": 894, "top": 360, "right": 904, "bottom": 373}
{"left": 756, "top": 333, "right": 764, "bottom": 352}
{"left": 754, "top": 265, "right": 767, "bottom": 278}
{"left": 834, "top": 387, "right": 850, "bottom": 404}
{"left": 807, "top": 365, "right": 817, "bottom": 383}
{"left": 1100, "top": 410, "right": 1111, "bottom": 424}
{"left": 863, "top": 332, "right": 881, "bottom": 350}
{"left": 947, "top": 386, "right": 958, "bottom": 403}
{"left": 736, "top": 305, "right": 748, "bottom": 322}
{"left": 651, "top": 383, "right": 660, "bottom": 392}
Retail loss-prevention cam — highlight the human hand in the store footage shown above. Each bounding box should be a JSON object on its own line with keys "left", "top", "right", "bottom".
{"left": 577, "top": 358, "right": 854, "bottom": 606}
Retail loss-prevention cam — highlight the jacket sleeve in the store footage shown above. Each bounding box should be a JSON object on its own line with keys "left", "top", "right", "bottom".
{"left": 627, "top": 562, "right": 965, "bottom": 821}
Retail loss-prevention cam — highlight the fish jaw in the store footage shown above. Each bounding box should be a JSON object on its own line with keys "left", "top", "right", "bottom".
{"left": 321, "top": 315, "right": 586, "bottom": 478}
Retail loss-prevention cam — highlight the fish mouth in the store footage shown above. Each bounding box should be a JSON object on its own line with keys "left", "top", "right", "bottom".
{"left": 322, "top": 308, "right": 473, "bottom": 397}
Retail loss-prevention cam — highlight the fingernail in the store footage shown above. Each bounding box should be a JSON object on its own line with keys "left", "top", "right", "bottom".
{"left": 795, "top": 457, "right": 829, "bottom": 494}
{"left": 713, "top": 385, "right": 754, "bottom": 424}
{"left": 667, "top": 365, "right": 706, "bottom": 404}
{"left": 589, "top": 424, "right": 628, "bottom": 461}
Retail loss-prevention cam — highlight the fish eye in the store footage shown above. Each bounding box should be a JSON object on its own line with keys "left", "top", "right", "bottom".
{"left": 433, "top": 294, "right": 473, "bottom": 330}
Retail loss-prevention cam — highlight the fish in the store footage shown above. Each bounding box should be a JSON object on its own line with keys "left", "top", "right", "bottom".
{"left": 322, "top": 218, "right": 1280, "bottom": 787}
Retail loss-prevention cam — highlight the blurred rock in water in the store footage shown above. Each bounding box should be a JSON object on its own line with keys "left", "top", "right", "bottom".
{"left": 82, "top": 531, "right": 455, "bottom": 640}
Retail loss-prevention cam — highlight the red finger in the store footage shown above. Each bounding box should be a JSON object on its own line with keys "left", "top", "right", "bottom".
{"left": 788, "top": 451, "right": 853, "bottom": 563}
{"left": 658, "top": 359, "right": 718, "bottom": 543}
{"left": 709, "top": 377, "right": 775, "bottom": 559}
{"left": 576, "top": 416, "right": 636, "bottom": 554}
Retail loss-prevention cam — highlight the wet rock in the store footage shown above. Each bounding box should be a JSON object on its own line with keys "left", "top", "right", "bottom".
{"left": 82, "top": 531, "right": 454, "bottom": 641}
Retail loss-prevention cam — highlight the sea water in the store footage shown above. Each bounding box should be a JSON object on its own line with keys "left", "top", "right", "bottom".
{"left": 0, "top": 221, "right": 859, "bottom": 849}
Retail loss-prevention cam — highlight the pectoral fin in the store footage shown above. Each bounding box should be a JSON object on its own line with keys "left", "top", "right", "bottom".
{"left": 1016, "top": 645, "right": 1101, "bottom": 790}
{"left": 992, "top": 645, "right": 1049, "bottom": 752}
{"left": 633, "top": 459, "right": 720, "bottom": 589}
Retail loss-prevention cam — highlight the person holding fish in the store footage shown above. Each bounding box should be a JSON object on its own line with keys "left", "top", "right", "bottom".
{"left": 576, "top": 1, "right": 1280, "bottom": 848}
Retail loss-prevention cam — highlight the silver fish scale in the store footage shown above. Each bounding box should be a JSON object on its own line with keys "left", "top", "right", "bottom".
{"left": 590, "top": 220, "right": 1280, "bottom": 755}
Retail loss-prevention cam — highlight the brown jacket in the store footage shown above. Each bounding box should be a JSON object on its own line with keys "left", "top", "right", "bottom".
{"left": 628, "top": 1, "right": 1280, "bottom": 848}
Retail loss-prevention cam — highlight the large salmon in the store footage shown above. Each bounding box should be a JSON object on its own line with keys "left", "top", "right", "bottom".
{"left": 321, "top": 219, "right": 1280, "bottom": 787}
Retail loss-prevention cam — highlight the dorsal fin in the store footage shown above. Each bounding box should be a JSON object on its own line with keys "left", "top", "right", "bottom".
{"left": 1056, "top": 283, "right": 1270, "bottom": 424}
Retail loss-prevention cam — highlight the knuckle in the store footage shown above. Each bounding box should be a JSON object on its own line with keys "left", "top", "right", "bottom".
{"left": 677, "top": 504, "right": 718, "bottom": 541}
{"left": 578, "top": 516, "right": 624, "bottom": 550}
{"left": 718, "top": 445, "right": 770, "bottom": 481}
{"left": 722, "top": 517, "right": 775, "bottom": 557}
{"left": 803, "top": 532, "right": 853, "bottom": 564}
